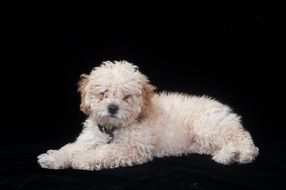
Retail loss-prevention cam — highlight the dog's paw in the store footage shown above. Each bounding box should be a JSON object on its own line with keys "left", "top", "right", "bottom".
{"left": 71, "top": 152, "right": 103, "bottom": 170}
{"left": 71, "top": 154, "right": 98, "bottom": 170}
{"left": 212, "top": 143, "right": 237, "bottom": 165}
{"left": 37, "top": 150, "right": 69, "bottom": 169}
{"left": 71, "top": 159, "right": 94, "bottom": 170}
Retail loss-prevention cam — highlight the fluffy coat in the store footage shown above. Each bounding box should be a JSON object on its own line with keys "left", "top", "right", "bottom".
{"left": 38, "top": 61, "right": 259, "bottom": 170}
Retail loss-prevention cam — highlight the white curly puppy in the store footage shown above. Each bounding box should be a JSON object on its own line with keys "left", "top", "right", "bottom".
{"left": 38, "top": 61, "right": 259, "bottom": 170}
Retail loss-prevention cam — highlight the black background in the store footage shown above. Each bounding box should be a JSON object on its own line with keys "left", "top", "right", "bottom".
{"left": 1, "top": 2, "right": 285, "bottom": 190}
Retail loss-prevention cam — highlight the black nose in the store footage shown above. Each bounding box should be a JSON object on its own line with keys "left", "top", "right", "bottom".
{"left": 108, "top": 104, "right": 119, "bottom": 114}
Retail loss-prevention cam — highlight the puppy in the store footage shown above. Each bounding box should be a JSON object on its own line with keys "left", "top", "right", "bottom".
{"left": 38, "top": 61, "right": 259, "bottom": 170}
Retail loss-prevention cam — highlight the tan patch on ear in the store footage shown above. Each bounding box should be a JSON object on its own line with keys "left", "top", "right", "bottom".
{"left": 78, "top": 74, "right": 90, "bottom": 115}
{"left": 140, "top": 83, "right": 155, "bottom": 119}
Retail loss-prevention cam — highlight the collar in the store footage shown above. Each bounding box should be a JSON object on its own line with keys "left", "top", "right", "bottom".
{"left": 98, "top": 124, "right": 115, "bottom": 143}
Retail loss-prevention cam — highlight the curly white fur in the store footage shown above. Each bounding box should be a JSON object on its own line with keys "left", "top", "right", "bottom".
{"left": 38, "top": 61, "right": 259, "bottom": 170}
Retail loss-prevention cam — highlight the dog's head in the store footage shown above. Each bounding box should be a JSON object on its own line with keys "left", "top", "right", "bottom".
{"left": 78, "top": 61, "right": 155, "bottom": 128}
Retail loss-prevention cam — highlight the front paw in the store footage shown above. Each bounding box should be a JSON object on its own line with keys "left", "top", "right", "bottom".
{"left": 71, "top": 152, "right": 102, "bottom": 171}
{"left": 37, "top": 150, "right": 69, "bottom": 169}
{"left": 71, "top": 159, "right": 94, "bottom": 170}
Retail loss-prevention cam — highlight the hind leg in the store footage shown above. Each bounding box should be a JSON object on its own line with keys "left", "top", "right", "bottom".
{"left": 188, "top": 136, "right": 238, "bottom": 164}
{"left": 188, "top": 105, "right": 258, "bottom": 164}
{"left": 211, "top": 130, "right": 259, "bottom": 165}
{"left": 212, "top": 143, "right": 237, "bottom": 164}
{"left": 212, "top": 142, "right": 259, "bottom": 164}
{"left": 236, "top": 141, "right": 259, "bottom": 164}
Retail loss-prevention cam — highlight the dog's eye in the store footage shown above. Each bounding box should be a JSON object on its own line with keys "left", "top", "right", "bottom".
{"left": 123, "top": 95, "right": 132, "bottom": 101}
{"left": 98, "top": 90, "right": 108, "bottom": 97}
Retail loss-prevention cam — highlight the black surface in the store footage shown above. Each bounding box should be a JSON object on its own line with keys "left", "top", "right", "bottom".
{"left": 1, "top": 3, "right": 285, "bottom": 190}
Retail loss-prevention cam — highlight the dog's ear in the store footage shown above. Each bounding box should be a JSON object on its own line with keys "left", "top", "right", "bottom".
{"left": 140, "top": 83, "right": 156, "bottom": 118}
{"left": 78, "top": 74, "right": 90, "bottom": 115}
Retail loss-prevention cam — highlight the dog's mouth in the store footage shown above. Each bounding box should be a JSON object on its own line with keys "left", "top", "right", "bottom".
{"left": 104, "top": 114, "right": 119, "bottom": 122}
{"left": 96, "top": 111, "right": 118, "bottom": 119}
{"left": 98, "top": 113, "right": 120, "bottom": 124}
{"left": 108, "top": 113, "right": 117, "bottom": 118}
{"left": 95, "top": 110, "right": 130, "bottom": 127}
